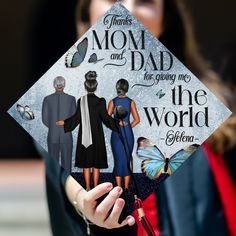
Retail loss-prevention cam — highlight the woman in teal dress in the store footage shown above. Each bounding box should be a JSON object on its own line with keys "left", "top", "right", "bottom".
{"left": 108, "top": 79, "right": 140, "bottom": 190}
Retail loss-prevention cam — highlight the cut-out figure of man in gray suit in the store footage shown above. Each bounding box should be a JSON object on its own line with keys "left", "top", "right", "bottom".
{"left": 42, "top": 76, "right": 76, "bottom": 173}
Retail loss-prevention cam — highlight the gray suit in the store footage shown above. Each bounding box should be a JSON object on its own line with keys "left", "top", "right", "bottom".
{"left": 42, "top": 91, "right": 76, "bottom": 173}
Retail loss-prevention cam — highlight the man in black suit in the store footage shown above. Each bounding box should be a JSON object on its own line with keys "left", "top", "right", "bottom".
{"left": 42, "top": 76, "right": 76, "bottom": 173}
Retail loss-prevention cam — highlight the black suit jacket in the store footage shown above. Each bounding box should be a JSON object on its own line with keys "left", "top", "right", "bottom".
{"left": 157, "top": 146, "right": 230, "bottom": 236}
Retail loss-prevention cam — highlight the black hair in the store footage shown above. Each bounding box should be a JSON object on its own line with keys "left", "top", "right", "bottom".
{"left": 84, "top": 71, "right": 98, "bottom": 92}
{"left": 116, "top": 79, "right": 129, "bottom": 96}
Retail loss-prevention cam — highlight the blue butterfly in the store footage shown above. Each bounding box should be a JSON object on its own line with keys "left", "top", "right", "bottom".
{"left": 156, "top": 89, "right": 165, "bottom": 99}
{"left": 65, "top": 37, "right": 88, "bottom": 68}
{"left": 88, "top": 53, "right": 104, "bottom": 64}
{"left": 136, "top": 137, "right": 199, "bottom": 180}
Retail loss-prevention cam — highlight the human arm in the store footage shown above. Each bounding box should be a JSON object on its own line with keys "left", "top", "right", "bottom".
{"left": 65, "top": 176, "right": 135, "bottom": 229}
{"left": 42, "top": 97, "right": 49, "bottom": 127}
{"left": 108, "top": 99, "right": 128, "bottom": 126}
{"left": 107, "top": 100, "right": 114, "bottom": 116}
{"left": 130, "top": 100, "right": 140, "bottom": 128}
{"left": 99, "top": 98, "right": 119, "bottom": 132}
{"left": 56, "top": 120, "right": 64, "bottom": 126}
{"left": 71, "top": 96, "right": 76, "bottom": 115}
{"left": 37, "top": 139, "right": 135, "bottom": 234}
{"left": 55, "top": 99, "right": 81, "bottom": 132}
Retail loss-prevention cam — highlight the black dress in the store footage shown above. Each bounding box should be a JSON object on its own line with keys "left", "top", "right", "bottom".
{"left": 64, "top": 94, "right": 118, "bottom": 169}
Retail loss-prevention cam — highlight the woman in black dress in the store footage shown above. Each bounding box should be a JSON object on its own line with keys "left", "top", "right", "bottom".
{"left": 56, "top": 71, "right": 118, "bottom": 190}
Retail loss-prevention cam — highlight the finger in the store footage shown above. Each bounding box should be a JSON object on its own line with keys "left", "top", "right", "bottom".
{"left": 122, "top": 215, "right": 135, "bottom": 226}
{"left": 85, "top": 182, "right": 113, "bottom": 203}
{"left": 105, "top": 199, "right": 136, "bottom": 229}
{"left": 104, "top": 198, "right": 125, "bottom": 228}
{"left": 95, "top": 186, "right": 123, "bottom": 220}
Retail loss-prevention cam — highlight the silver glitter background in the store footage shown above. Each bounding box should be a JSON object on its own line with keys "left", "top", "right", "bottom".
{"left": 8, "top": 3, "right": 231, "bottom": 173}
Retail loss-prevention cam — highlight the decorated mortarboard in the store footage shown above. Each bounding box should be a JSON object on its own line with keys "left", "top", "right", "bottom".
{"left": 8, "top": 2, "right": 231, "bottom": 231}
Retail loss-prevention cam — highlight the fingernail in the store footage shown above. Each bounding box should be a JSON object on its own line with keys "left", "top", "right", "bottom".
{"left": 116, "top": 187, "right": 123, "bottom": 194}
{"left": 126, "top": 216, "right": 135, "bottom": 225}
{"left": 106, "top": 183, "right": 113, "bottom": 191}
{"left": 117, "top": 199, "right": 124, "bottom": 207}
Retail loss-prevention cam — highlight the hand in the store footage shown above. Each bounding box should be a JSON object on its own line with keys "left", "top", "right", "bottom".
{"left": 79, "top": 183, "right": 135, "bottom": 229}
{"left": 56, "top": 120, "right": 64, "bottom": 126}
{"left": 65, "top": 177, "right": 135, "bottom": 229}
{"left": 119, "top": 121, "right": 128, "bottom": 126}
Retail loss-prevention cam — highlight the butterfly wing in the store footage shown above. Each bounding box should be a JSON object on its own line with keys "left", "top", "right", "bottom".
{"left": 88, "top": 53, "right": 97, "bottom": 63}
{"left": 16, "top": 104, "right": 25, "bottom": 117}
{"left": 76, "top": 37, "right": 88, "bottom": 58}
{"left": 156, "top": 89, "right": 165, "bottom": 99}
{"left": 141, "top": 159, "right": 166, "bottom": 179}
{"left": 159, "top": 92, "right": 165, "bottom": 99}
{"left": 65, "top": 37, "right": 88, "bottom": 68}
{"left": 72, "top": 37, "right": 88, "bottom": 67}
{"left": 65, "top": 46, "right": 77, "bottom": 68}
{"left": 168, "top": 144, "right": 199, "bottom": 174}
{"left": 156, "top": 89, "right": 162, "bottom": 98}
{"left": 23, "top": 110, "right": 35, "bottom": 120}
{"left": 137, "top": 146, "right": 165, "bottom": 161}
{"left": 137, "top": 137, "right": 166, "bottom": 179}
{"left": 24, "top": 105, "right": 30, "bottom": 112}
{"left": 23, "top": 106, "right": 35, "bottom": 120}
